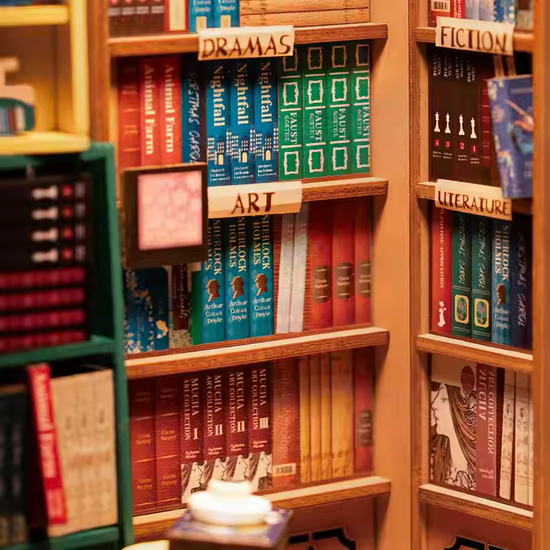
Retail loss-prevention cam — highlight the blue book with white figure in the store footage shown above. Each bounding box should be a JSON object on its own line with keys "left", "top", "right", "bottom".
{"left": 491, "top": 220, "right": 512, "bottom": 346}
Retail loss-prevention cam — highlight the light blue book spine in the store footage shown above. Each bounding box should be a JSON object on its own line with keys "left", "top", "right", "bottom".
{"left": 480, "top": 0, "right": 495, "bottom": 20}
{"left": 202, "top": 219, "right": 226, "bottom": 343}
{"left": 230, "top": 60, "right": 255, "bottom": 184}
{"left": 253, "top": 59, "right": 279, "bottom": 183}
{"left": 502, "top": 0, "right": 515, "bottom": 23}
{"left": 248, "top": 215, "right": 274, "bottom": 337}
{"left": 491, "top": 219, "right": 512, "bottom": 345}
{"left": 225, "top": 217, "right": 250, "bottom": 340}
{"left": 494, "top": 0, "right": 504, "bottom": 21}
{"left": 182, "top": 56, "right": 204, "bottom": 163}
{"left": 214, "top": 0, "right": 239, "bottom": 27}
{"left": 190, "top": 0, "right": 214, "bottom": 31}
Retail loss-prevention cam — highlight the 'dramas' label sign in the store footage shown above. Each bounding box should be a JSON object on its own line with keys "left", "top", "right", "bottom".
{"left": 435, "top": 179, "right": 512, "bottom": 221}
{"left": 198, "top": 26, "right": 295, "bottom": 60}
{"left": 436, "top": 16, "right": 514, "bottom": 56}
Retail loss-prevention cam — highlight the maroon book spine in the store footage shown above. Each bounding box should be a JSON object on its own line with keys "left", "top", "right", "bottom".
{"left": 160, "top": 56, "right": 183, "bottom": 166}
{"left": 454, "top": 52, "right": 468, "bottom": 182}
{"left": 354, "top": 198, "right": 372, "bottom": 324}
{"left": 430, "top": 49, "right": 444, "bottom": 181}
{"left": 431, "top": 206, "right": 452, "bottom": 334}
{"left": 118, "top": 59, "right": 141, "bottom": 169}
{"left": 451, "top": 0, "right": 465, "bottom": 17}
{"left": 203, "top": 370, "right": 226, "bottom": 487}
{"left": 465, "top": 53, "right": 482, "bottom": 184}
{"left": 430, "top": 0, "right": 451, "bottom": 25}
{"left": 149, "top": 0, "right": 165, "bottom": 32}
{"left": 353, "top": 348, "right": 374, "bottom": 473}
{"left": 441, "top": 53, "right": 455, "bottom": 180}
{"left": 140, "top": 57, "right": 162, "bottom": 167}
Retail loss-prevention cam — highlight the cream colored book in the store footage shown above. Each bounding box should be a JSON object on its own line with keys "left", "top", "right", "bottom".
{"left": 299, "top": 356, "right": 311, "bottom": 483}
{"left": 241, "top": 8, "right": 369, "bottom": 26}
{"left": 309, "top": 354, "right": 322, "bottom": 482}
{"left": 276, "top": 214, "right": 295, "bottom": 334}
{"left": 320, "top": 353, "right": 332, "bottom": 480}
{"left": 289, "top": 205, "right": 309, "bottom": 333}
{"left": 528, "top": 380, "right": 534, "bottom": 506}
{"left": 241, "top": 0, "right": 367, "bottom": 15}
{"left": 499, "top": 370, "right": 516, "bottom": 500}
{"left": 514, "top": 372, "right": 530, "bottom": 505}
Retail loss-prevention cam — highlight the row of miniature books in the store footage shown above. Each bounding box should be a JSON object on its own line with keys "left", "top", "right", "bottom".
{"left": 431, "top": 206, "right": 532, "bottom": 350}
{"left": 428, "top": 0, "right": 533, "bottom": 29}
{"left": 430, "top": 354, "right": 533, "bottom": 506}
{"left": 124, "top": 200, "right": 372, "bottom": 353}
{"left": 129, "top": 348, "right": 373, "bottom": 515}
{"left": 109, "top": 0, "right": 369, "bottom": 37}
{"left": 429, "top": 48, "right": 533, "bottom": 199}
{"left": 0, "top": 364, "right": 117, "bottom": 547}
{"left": 117, "top": 44, "right": 370, "bottom": 187}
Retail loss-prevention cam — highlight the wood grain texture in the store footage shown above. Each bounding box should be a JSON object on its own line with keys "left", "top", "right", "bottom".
{"left": 0, "top": 131, "right": 90, "bottom": 156}
{"left": 302, "top": 177, "right": 388, "bottom": 201}
{"left": 126, "top": 326, "right": 389, "bottom": 379}
{"left": 0, "top": 5, "right": 68, "bottom": 26}
{"left": 417, "top": 333, "right": 533, "bottom": 373}
{"left": 241, "top": 0, "right": 367, "bottom": 15}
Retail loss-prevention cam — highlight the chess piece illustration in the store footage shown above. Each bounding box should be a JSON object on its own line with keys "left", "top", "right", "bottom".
{"left": 434, "top": 111, "right": 440, "bottom": 132}
{"left": 438, "top": 301, "right": 447, "bottom": 328}
{"left": 445, "top": 112, "right": 451, "bottom": 134}
{"left": 458, "top": 114, "right": 465, "bottom": 136}
{"left": 470, "top": 117, "right": 477, "bottom": 139}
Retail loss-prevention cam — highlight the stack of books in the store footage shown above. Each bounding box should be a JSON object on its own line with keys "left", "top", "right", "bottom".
{"left": 129, "top": 348, "right": 374, "bottom": 515}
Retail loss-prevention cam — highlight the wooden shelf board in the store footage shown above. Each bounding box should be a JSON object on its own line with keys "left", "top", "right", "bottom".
{"left": 9, "top": 526, "right": 119, "bottom": 550}
{"left": 134, "top": 477, "right": 391, "bottom": 542}
{"left": 109, "top": 23, "right": 388, "bottom": 57}
{"left": 0, "top": 132, "right": 90, "bottom": 156}
{"left": 417, "top": 333, "right": 533, "bottom": 373}
{"left": 415, "top": 181, "right": 532, "bottom": 215}
{"left": 302, "top": 176, "right": 388, "bottom": 202}
{"left": 414, "top": 26, "right": 534, "bottom": 52}
{"left": 126, "top": 326, "right": 389, "bottom": 379}
{"left": 419, "top": 484, "right": 532, "bottom": 531}
{"left": 0, "top": 5, "right": 69, "bottom": 26}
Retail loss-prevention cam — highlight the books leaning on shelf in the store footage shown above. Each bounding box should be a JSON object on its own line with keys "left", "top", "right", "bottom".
{"left": 129, "top": 348, "right": 374, "bottom": 515}
{"left": 430, "top": 354, "right": 533, "bottom": 507}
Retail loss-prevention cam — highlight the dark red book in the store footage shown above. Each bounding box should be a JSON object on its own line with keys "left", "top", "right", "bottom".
{"left": 353, "top": 348, "right": 373, "bottom": 473}
{"left": 0, "top": 288, "right": 85, "bottom": 313}
{"left": 224, "top": 368, "right": 248, "bottom": 482}
{"left": 118, "top": 59, "right": 141, "bottom": 169}
{"left": 453, "top": 52, "right": 469, "bottom": 182}
{"left": 134, "top": 0, "right": 151, "bottom": 35}
{"left": 120, "top": 0, "right": 137, "bottom": 36}
{"left": 332, "top": 201, "right": 355, "bottom": 326}
{"left": 108, "top": 0, "right": 123, "bottom": 37}
{"left": 441, "top": 53, "right": 455, "bottom": 180}
{"left": 464, "top": 53, "right": 482, "bottom": 184}
{"left": 203, "top": 370, "right": 226, "bottom": 488}
{"left": 431, "top": 206, "right": 452, "bottom": 334}
{"left": 160, "top": 56, "right": 182, "bottom": 166}
{"left": 430, "top": 49, "right": 444, "bottom": 181}
{"left": 479, "top": 58, "right": 496, "bottom": 185}
{"left": 129, "top": 380, "right": 157, "bottom": 515}
{"left": 149, "top": 0, "right": 165, "bottom": 33}
{"left": 140, "top": 57, "right": 162, "bottom": 167}
{"left": 308, "top": 202, "right": 332, "bottom": 330}
{"left": 354, "top": 198, "right": 372, "bottom": 325}
{"left": 155, "top": 376, "right": 181, "bottom": 511}
{"left": 451, "top": 0, "right": 464, "bottom": 17}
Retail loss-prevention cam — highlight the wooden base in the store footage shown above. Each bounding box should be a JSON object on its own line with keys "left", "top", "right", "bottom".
{"left": 0, "top": 5, "right": 69, "bottom": 26}
{"left": 0, "top": 131, "right": 89, "bottom": 156}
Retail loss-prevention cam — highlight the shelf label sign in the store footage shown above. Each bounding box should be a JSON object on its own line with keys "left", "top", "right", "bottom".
{"left": 435, "top": 17, "right": 514, "bottom": 56}
{"left": 435, "top": 179, "right": 512, "bottom": 220}
{"left": 198, "top": 26, "right": 295, "bottom": 60}
{"left": 208, "top": 180, "right": 302, "bottom": 218}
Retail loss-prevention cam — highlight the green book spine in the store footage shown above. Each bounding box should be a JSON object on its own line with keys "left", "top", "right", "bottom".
{"left": 302, "top": 44, "right": 328, "bottom": 178}
{"left": 472, "top": 216, "right": 492, "bottom": 341}
{"left": 278, "top": 48, "right": 303, "bottom": 180}
{"left": 191, "top": 267, "right": 202, "bottom": 345}
{"left": 350, "top": 42, "right": 371, "bottom": 174}
{"left": 327, "top": 43, "right": 352, "bottom": 176}
{"left": 452, "top": 212, "right": 472, "bottom": 338}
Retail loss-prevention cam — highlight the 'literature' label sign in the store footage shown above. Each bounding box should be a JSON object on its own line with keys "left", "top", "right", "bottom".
{"left": 435, "top": 179, "right": 512, "bottom": 221}
{"left": 436, "top": 17, "right": 514, "bottom": 56}
{"left": 208, "top": 180, "right": 302, "bottom": 218}
{"left": 198, "top": 26, "right": 295, "bottom": 60}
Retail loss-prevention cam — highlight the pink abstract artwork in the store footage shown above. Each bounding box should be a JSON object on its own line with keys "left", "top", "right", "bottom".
{"left": 138, "top": 170, "right": 203, "bottom": 250}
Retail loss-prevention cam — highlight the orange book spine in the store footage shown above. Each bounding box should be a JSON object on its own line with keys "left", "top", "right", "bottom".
{"left": 320, "top": 353, "right": 332, "bottom": 480}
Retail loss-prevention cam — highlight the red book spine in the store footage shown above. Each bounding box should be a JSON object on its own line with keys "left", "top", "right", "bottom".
{"left": 332, "top": 201, "right": 355, "bottom": 326}
{"left": 272, "top": 359, "right": 299, "bottom": 489}
{"left": 451, "top": 0, "right": 465, "bottom": 17}
{"left": 27, "top": 364, "right": 67, "bottom": 525}
{"left": 476, "top": 364, "right": 498, "bottom": 496}
{"left": 140, "top": 57, "right": 162, "bottom": 167}
{"left": 129, "top": 379, "right": 157, "bottom": 515}
{"left": 0, "top": 309, "right": 85, "bottom": 332}
{"left": 160, "top": 56, "right": 182, "bottom": 166}
{"left": 149, "top": 0, "right": 165, "bottom": 32}
{"left": 203, "top": 370, "right": 226, "bottom": 486}
{"left": 0, "top": 330, "right": 85, "bottom": 352}
{"left": 308, "top": 202, "right": 333, "bottom": 330}
{"left": 353, "top": 348, "right": 373, "bottom": 473}
{"left": 431, "top": 206, "right": 452, "bottom": 334}
{"left": 0, "top": 267, "right": 86, "bottom": 290}
{"left": 118, "top": 59, "right": 141, "bottom": 169}
{"left": 154, "top": 376, "right": 181, "bottom": 510}
{"left": 481, "top": 79, "right": 493, "bottom": 184}
{"left": 0, "top": 288, "right": 85, "bottom": 312}
{"left": 354, "top": 198, "right": 372, "bottom": 324}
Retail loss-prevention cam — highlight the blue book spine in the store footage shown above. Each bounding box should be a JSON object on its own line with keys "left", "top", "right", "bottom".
{"left": 206, "top": 61, "right": 232, "bottom": 186}
{"left": 225, "top": 217, "right": 250, "bottom": 340}
{"left": 494, "top": 0, "right": 504, "bottom": 21}
{"left": 202, "top": 219, "right": 226, "bottom": 343}
{"left": 253, "top": 59, "right": 279, "bottom": 183}
{"left": 190, "top": 0, "right": 214, "bottom": 31}
{"left": 511, "top": 215, "right": 532, "bottom": 349}
{"left": 491, "top": 220, "right": 512, "bottom": 345}
{"left": 182, "top": 56, "right": 204, "bottom": 163}
{"left": 230, "top": 60, "right": 255, "bottom": 184}
{"left": 248, "top": 215, "right": 274, "bottom": 337}
{"left": 502, "top": 0, "right": 515, "bottom": 23}
{"left": 488, "top": 76, "right": 533, "bottom": 199}
{"left": 214, "top": 0, "right": 239, "bottom": 27}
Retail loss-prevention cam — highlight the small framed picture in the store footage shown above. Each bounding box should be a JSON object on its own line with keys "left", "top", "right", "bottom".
{"left": 122, "top": 163, "right": 208, "bottom": 269}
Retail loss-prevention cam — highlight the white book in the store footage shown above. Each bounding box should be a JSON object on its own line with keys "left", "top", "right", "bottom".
{"left": 499, "top": 370, "right": 515, "bottom": 500}
{"left": 466, "top": 0, "right": 480, "bottom": 19}
{"left": 276, "top": 214, "right": 296, "bottom": 334}
{"left": 514, "top": 372, "right": 530, "bottom": 505}
{"left": 528, "top": 379, "right": 534, "bottom": 505}
{"left": 289, "top": 205, "right": 309, "bottom": 333}
{"left": 479, "top": 0, "right": 495, "bottom": 20}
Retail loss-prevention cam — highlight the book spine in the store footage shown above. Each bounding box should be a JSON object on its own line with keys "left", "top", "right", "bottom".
{"left": 272, "top": 359, "right": 299, "bottom": 488}
{"left": 480, "top": 0, "right": 495, "bottom": 20}
{"left": 298, "top": 357, "right": 311, "bottom": 484}
{"left": 514, "top": 372, "right": 530, "bottom": 505}
{"left": 253, "top": 59, "right": 279, "bottom": 183}
{"left": 190, "top": 0, "right": 214, "bottom": 30}
{"left": 155, "top": 376, "right": 181, "bottom": 510}
{"left": 472, "top": 216, "right": 492, "bottom": 342}
{"left": 499, "top": 370, "right": 515, "bottom": 500}
{"left": 214, "top": 0, "right": 239, "bottom": 27}
{"left": 332, "top": 200, "right": 355, "bottom": 326}
{"left": 302, "top": 44, "right": 328, "bottom": 178}
{"left": 441, "top": 54, "right": 454, "bottom": 179}
{"left": 431, "top": 0, "right": 451, "bottom": 22}
{"left": 309, "top": 203, "right": 333, "bottom": 330}
{"left": 354, "top": 198, "right": 372, "bottom": 324}
{"left": 230, "top": 61, "right": 255, "bottom": 185}
{"left": 453, "top": 53, "right": 468, "bottom": 182}
{"left": 309, "top": 355, "right": 322, "bottom": 482}
{"left": 451, "top": 0, "right": 465, "bottom": 16}
{"left": 430, "top": 50, "right": 444, "bottom": 181}
{"left": 225, "top": 217, "right": 250, "bottom": 341}
{"left": 135, "top": 0, "right": 151, "bottom": 35}
{"left": 279, "top": 49, "right": 304, "bottom": 180}
{"left": 165, "top": 0, "right": 187, "bottom": 30}
{"left": 320, "top": 353, "right": 332, "bottom": 480}
{"left": 516, "top": 0, "right": 533, "bottom": 30}
{"left": 465, "top": 53, "right": 482, "bottom": 184}
{"left": 350, "top": 42, "right": 370, "bottom": 174}
{"left": 160, "top": 56, "right": 182, "bottom": 166}
{"left": 289, "top": 205, "right": 309, "bottom": 333}
{"left": 465, "top": 0, "right": 479, "bottom": 18}
{"left": 451, "top": 212, "right": 472, "bottom": 338}
{"left": 117, "top": 59, "right": 141, "bottom": 169}
{"left": 202, "top": 219, "right": 226, "bottom": 344}
{"left": 249, "top": 216, "right": 274, "bottom": 338}
{"left": 492, "top": 220, "right": 512, "bottom": 345}
{"left": 240, "top": 9, "right": 369, "bottom": 25}
{"left": 190, "top": 265, "right": 203, "bottom": 345}
{"left": 181, "top": 55, "right": 204, "bottom": 163}
{"left": 275, "top": 214, "right": 295, "bottom": 334}
{"left": 354, "top": 348, "right": 373, "bottom": 473}
{"left": 481, "top": 70, "right": 493, "bottom": 185}
{"left": 108, "top": 0, "right": 124, "bottom": 37}
{"left": 494, "top": 0, "right": 505, "bottom": 21}
{"left": 140, "top": 57, "right": 162, "bottom": 167}
{"left": 203, "top": 371, "right": 226, "bottom": 485}
{"left": 528, "top": 380, "right": 534, "bottom": 505}
{"left": 206, "top": 61, "right": 231, "bottom": 187}
{"left": 170, "top": 265, "right": 191, "bottom": 348}
{"left": 149, "top": 0, "right": 165, "bottom": 32}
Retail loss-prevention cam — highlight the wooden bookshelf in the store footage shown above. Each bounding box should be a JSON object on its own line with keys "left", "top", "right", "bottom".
{"left": 302, "top": 176, "right": 388, "bottom": 202}
{"left": 0, "top": 5, "right": 69, "bottom": 26}
{"left": 108, "top": 22, "right": 388, "bottom": 57}
{"left": 0, "top": 132, "right": 90, "bottom": 156}
{"left": 417, "top": 333, "right": 533, "bottom": 373}
{"left": 126, "top": 326, "right": 389, "bottom": 379}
